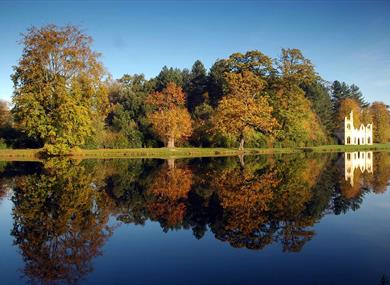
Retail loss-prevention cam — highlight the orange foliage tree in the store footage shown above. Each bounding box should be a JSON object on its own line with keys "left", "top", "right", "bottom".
{"left": 146, "top": 83, "right": 192, "bottom": 148}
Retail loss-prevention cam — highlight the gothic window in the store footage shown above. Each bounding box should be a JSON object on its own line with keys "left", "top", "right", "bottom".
{"left": 368, "top": 137, "right": 371, "bottom": 144}
{"left": 347, "top": 137, "right": 351, "bottom": 144}
{"left": 347, "top": 153, "right": 351, "bottom": 160}
{"left": 347, "top": 124, "right": 351, "bottom": 130}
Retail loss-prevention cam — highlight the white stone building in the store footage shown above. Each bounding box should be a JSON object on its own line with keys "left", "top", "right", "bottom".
{"left": 343, "top": 111, "right": 373, "bottom": 145}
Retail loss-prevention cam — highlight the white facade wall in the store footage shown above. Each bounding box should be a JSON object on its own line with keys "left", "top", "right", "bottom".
{"left": 344, "top": 111, "right": 373, "bottom": 145}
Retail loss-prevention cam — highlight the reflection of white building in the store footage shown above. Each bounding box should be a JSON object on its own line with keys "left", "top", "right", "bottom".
{"left": 345, "top": 151, "right": 373, "bottom": 186}
{"left": 343, "top": 111, "right": 373, "bottom": 145}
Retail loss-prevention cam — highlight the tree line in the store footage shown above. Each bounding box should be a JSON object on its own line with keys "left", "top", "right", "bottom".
{"left": 0, "top": 25, "right": 389, "bottom": 154}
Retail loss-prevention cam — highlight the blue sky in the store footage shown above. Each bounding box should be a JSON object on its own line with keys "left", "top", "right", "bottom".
{"left": 0, "top": 0, "right": 389, "bottom": 104}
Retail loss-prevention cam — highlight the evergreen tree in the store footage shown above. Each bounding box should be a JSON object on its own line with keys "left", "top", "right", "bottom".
{"left": 153, "top": 66, "right": 190, "bottom": 91}
{"left": 301, "top": 80, "right": 333, "bottom": 136}
{"left": 208, "top": 59, "right": 229, "bottom": 107}
{"left": 349, "top": 84, "right": 368, "bottom": 107}
{"left": 331, "top": 80, "right": 368, "bottom": 112}
{"left": 186, "top": 60, "right": 208, "bottom": 113}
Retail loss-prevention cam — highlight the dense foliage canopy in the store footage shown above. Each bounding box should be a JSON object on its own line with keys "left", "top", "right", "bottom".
{"left": 1, "top": 24, "right": 389, "bottom": 153}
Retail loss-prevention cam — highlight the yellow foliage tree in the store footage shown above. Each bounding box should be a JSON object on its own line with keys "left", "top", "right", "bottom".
{"left": 369, "top": 102, "right": 390, "bottom": 143}
{"left": 337, "top": 98, "right": 362, "bottom": 128}
{"left": 213, "top": 71, "right": 278, "bottom": 150}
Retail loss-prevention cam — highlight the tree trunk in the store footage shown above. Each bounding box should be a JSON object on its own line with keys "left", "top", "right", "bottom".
{"left": 238, "top": 154, "right": 245, "bottom": 168}
{"left": 239, "top": 136, "right": 245, "bottom": 151}
{"left": 167, "top": 158, "right": 175, "bottom": 169}
{"left": 167, "top": 137, "right": 175, "bottom": 148}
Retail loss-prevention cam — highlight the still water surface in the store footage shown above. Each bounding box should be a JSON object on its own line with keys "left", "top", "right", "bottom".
{"left": 0, "top": 152, "right": 390, "bottom": 285}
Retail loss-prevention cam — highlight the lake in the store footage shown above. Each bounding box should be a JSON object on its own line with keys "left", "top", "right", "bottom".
{"left": 0, "top": 152, "right": 390, "bottom": 285}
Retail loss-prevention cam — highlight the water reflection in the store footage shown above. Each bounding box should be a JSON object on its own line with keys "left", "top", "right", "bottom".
{"left": 6, "top": 159, "right": 114, "bottom": 284}
{"left": 344, "top": 151, "right": 373, "bottom": 186}
{"left": 0, "top": 152, "right": 389, "bottom": 284}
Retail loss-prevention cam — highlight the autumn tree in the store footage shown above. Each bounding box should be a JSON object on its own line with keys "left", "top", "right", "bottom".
{"left": 146, "top": 82, "right": 192, "bottom": 148}
{"left": 336, "top": 98, "right": 362, "bottom": 128}
{"left": 331, "top": 81, "right": 368, "bottom": 125}
{"left": 12, "top": 25, "right": 109, "bottom": 154}
{"left": 369, "top": 102, "right": 390, "bottom": 143}
{"left": 213, "top": 71, "right": 278, "bottom": 150}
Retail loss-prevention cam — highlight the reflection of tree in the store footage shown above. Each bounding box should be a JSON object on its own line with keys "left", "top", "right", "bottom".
{"left": 106, "top": 154, "right": 375, "bottom": 252}
{"left": 146, "top": 159, "right": 193, "bottom": 230}
{"left": 203, "top": 155, "right": 330, "bottom": 252}
{"left": 2, "top": 151, "right": 388, "bottom": 284}
{"left": 0, "top": 179, "right": 9, "bottom": 201}
{"left": 11, "top": 158, "right": 113, "bottom": 285}
{"left": 0, "top": 161, "right": 10, "bottom": 201}
{"left": 209, "top": 159, "right": 278, "bottom": 249}
{"left": 370, "top": 152, "right": 390, "bottom": 194}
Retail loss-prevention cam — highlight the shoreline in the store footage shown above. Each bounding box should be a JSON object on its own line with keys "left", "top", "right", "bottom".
{"left": 0, "top": 144, "right": 389, "bottom": 161}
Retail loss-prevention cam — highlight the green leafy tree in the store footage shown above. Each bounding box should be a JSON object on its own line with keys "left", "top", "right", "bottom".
{"left": 271, "top": 48, "right": 328, "bottom": 146}
{"left": 12, "top": 25, "right": 109, "bottom": 154}
{"left": 105, "top": 74, "right": 154, "bottom": 147}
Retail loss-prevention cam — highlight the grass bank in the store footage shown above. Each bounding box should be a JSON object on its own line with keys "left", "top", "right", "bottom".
{"left": 0, "top": 144, "right": 389, "bottom": 160}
